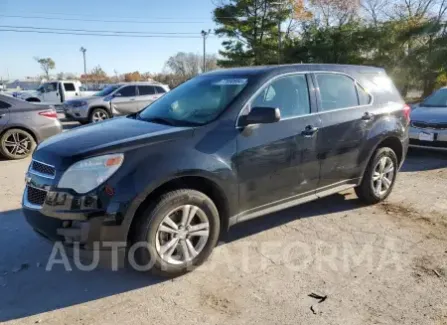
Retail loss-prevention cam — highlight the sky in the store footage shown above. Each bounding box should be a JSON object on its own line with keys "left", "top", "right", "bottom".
{"left": 0, "top": 0, "right": 222, "bottom": 80}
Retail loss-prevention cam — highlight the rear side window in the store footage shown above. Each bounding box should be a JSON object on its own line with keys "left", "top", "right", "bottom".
{"left": 0, "top": 100, "right": 10, "bottom": 108}
{"left": 118, "top": 86, "right": 136, "bottom": 97}
{"left": 316, "top": 74, "right": 359, "bottom": 111}
{"left": 252, "top": 74, "right": 310, "bottom": 118}
{"left": 155, "top": 86, "right": 167, "bottom": 94}
{"left": 357, "top": 85, "right": 372, "bottom": 105}
{"left": 64, "top": 83, "right": 76, "bottom": 91}
{"left": 138, "top": 86, "right": 156, "bottom": 95}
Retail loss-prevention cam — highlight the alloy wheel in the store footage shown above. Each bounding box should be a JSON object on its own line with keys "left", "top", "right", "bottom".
{"left": 92, "top": 111, "right": 108, "bottom": 122}
{"left": 3, "top": 132, "right": 32, "bottom": 157}
{"left": 371, "top": 156, "right": 395, "bottom": 197}
{"left": 155, "top": 205, "right": 210, "bottom": 265}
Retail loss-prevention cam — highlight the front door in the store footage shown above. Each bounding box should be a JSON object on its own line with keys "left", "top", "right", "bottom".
{"left": 62, "top": 82, "right": 78, "bottom": 101}
{"left": 111, "top": 85, "right": 138, "bottom": 115}
{"left": 235, "top": 73, "right": 321, "bottom": 213}
{"left": 42, "top": 82, "right": 60, "bottom": 104}
{"left": 312, "top": 72, "right": 373, "bottom": 189}
{"left": 136, "top": 85, "right": 158, "bottom": 111}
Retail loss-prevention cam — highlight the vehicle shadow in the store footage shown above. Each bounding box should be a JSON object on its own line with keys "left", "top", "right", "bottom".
{"left": 0, "top": 209, "right": 166, "bottom": 322}
{"left": 0, "top": 192, "right": 361, "bottom": 322}
{"left": 400, "top": 148, "right": 447, "bottom": 172}
{"left": 224, "top": 192, "right": 362, "bottom": 243}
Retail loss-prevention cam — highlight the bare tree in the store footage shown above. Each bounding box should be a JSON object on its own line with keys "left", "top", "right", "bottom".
{"left": 165, "top": 52, "right": 201, "bottom": 78}
{"left": 310, "top": 0, "right": 359, "bottom": 26}
{"left": 34, "top": 57, "right": 55, "bottom": 80}
{"left": 360, "top": 0, "right": 388, "bottom": 25}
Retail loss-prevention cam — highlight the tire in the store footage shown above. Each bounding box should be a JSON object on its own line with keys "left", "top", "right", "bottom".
{"left": 131, "top": 189, "right": 220, "bottom": 277}
{"left": 355, "top": 147, "right": 398, "bottom": 204}
{"left": 89, "top": 108, "right": 110, "bottom": 123}
{"left": 0, "top": 129, "right": 36, "bottom": 160}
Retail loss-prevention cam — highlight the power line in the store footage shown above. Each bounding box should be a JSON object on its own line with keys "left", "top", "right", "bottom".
{"left": 0, "top": 29, "right": 206, "bottom": 38}
{"left": 0, "top": 25, "right": 202, "bottom": 35}
{"left": 0, "top": 14, "right": 205, "bottom": 24}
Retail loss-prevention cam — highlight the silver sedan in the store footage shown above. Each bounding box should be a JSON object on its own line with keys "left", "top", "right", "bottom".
{"left": 409, "top": 88, "right": 447, "bottom": 151}
{"left": 0, "top": 94, "right": 62, "bottom": 160}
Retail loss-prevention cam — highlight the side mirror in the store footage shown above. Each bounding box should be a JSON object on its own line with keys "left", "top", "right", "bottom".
{"left": 238, "top": 107, "right": 281, "bottom": 127}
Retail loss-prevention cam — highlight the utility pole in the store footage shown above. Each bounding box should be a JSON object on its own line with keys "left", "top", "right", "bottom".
{"left": 80, "top": 47, "right": 87, "bottom": 74}
{"left": 201, "top": 30, "right": 211, "bottom": 73}
{"left": 273, "top": 1, "right": 284, "bottom": 65}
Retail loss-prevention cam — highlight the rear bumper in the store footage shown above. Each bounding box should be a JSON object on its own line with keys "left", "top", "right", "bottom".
{"left": 38, "top": 121, "right": 63, "bottom": 142}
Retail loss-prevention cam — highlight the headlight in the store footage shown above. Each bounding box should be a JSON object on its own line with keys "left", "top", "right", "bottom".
{"left": 58, "top": 154, "right": 124, "bottom": 194}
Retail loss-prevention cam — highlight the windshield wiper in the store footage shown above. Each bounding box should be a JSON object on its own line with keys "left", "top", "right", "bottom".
{"left": 143, "top": 117, "right": 176, "bottom": 126}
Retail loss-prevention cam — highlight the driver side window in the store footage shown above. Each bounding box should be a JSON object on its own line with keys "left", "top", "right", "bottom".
{"left": 251, "top": 74, "right": 311, "bottom": 119}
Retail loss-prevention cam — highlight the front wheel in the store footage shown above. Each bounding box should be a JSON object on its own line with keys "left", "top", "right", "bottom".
{"left": 89, "top": 108, "right": 110, "bottom": 123}
{"left": 132, "top": 189, "right": 220, "bottom": 277}
{"left": 355, "top": 147, "right": 398, "bottom": 204}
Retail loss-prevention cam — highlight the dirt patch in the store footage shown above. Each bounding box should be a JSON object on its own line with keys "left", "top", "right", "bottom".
{"left": 412, "top": 256, "right": 447, "bottom": 279}
{"left": 201, "top": 291, "right": 240, "bottom": 316}
{"left": 379, "top": 202, "right": 447, "bottom": 230}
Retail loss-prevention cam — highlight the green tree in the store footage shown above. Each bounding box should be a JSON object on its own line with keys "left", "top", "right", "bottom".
{"left": 34, "top": 57, "right": 55, "bottom": 79}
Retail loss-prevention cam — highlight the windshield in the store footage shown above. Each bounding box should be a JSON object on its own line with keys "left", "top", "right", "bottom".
{"left": 137, "top": 75, "right": 249, "bottom": 126}
{"left": 94, "top": 85, "right": 120, "bottom": 97}
{"left": 422, "top": 88, "right": 447, "bottom": 107}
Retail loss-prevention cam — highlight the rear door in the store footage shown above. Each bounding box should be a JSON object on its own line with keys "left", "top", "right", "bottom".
{"left": 235, "top": 73, "right": 322, "bottom": 213}
{"left": 63, "top": 82, "right": 78, "bottom": 101}
{"left": 313, "top": 72, "right": 373, "bottom": 189}
{"left": 0, "top": 100, "right": 10, "bottom": 132}
{"left": 110, "top": 85, "right": 138, "bottom": 115}
{"left": 136, "top": 85, "right": 158, "bottom": 110}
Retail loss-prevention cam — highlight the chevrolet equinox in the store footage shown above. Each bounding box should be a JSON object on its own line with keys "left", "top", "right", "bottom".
{"left": 22, "top": 64, "right": 410, "bottom": 276}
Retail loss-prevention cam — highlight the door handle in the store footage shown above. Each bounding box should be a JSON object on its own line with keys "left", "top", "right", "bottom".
{"left": 362, "top": 112, "right": 374, "bottom": 121}
{"left": 130, "top": 98, "right": 136, "bottom": 101}
{"left": 301, "top": 125, "right": 319, "bottom": 137}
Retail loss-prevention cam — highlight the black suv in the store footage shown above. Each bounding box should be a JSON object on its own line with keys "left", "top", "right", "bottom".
{"left": 22, "top": 64, "right": 410, "bottom": 276}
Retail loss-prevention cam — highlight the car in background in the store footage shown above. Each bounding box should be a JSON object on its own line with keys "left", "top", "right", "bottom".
{"left": 16, "top": 80, "right": 97, "bottom": 105}
{"left": 0, "top": 95, "right": 62, "bottom": 160}
{"left": 409, "top": 87, "right": 447, "bottom": 151}
{"left": 63, "top": 82, "right": 170, "bottom": 124}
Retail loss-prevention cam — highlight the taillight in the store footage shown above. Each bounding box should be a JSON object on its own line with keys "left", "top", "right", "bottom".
{"left": 403, "top": 104, "right": 411, "bottom": 124}
{"left": 38, "top": 110, "right": 58, "bottom": 119}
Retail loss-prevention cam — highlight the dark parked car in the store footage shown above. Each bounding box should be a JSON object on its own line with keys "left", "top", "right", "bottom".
{"left": 409, "top": 87, "right": 447, "bottom": 151}
{"left": 0, "top": 95, "right": 62, "bottom": 160}
{"left": 22, "top": 64, "right": 409, "bottom": 276}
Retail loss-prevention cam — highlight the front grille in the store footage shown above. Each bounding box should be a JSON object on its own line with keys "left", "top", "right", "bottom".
{"left": 31, "top": 160, "right": 56, "bottom": 178}
{"left": 27, "top": 186, "right": 47, "bottom": 206}
{"left": 410, "top": 139, "right": 447, "bottom": 148}
{"left": 411, "top": 121, "right": 447, "bottom": 130}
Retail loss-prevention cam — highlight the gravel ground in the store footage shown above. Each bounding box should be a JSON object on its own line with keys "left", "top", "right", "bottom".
{"left": 0, "top": 119, "right": 446, "bottom": 325}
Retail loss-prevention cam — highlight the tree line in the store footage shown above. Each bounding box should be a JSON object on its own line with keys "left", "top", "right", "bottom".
{"left": 214, "top": 0, "right": 447, "bottom": 98}
{"left": 32, "top": 52, "right": 219, "bottom": 89}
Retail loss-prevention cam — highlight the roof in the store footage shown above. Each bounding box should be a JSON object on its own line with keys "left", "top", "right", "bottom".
{"left": 204, "top": 64, "right": 384, "bottom": 77}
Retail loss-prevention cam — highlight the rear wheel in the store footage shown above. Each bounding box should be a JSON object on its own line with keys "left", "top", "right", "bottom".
{"left": 355, "top": 147, "right": 398, "bottom": 204}
{"left": 89, "top": 108, "right": 110, "bottom": 123}
{"left": 0, "top": 129, "right": 36, "bottom": 160}
{"left": 132, "top": 189, "right": 220, "bottom": 277}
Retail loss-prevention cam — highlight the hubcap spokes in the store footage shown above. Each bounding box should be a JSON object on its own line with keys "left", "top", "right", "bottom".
{"left": 4, "top": 133, "right": 31, "bottom": 156}
{"left": 155, "top": 205, "right": 210, "bottom": 265}
{"left": 93, "top": 112, "right": 107, "bottom": 122}
{"left": 372, "top": 156, "right": 395, "bottom": 196}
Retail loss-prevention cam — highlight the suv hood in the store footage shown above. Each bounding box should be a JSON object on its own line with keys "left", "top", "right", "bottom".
{"left": 34, "top": 117, "right": 194, "bottom": 168}
{"left": 411, "top": 106, "right": 447, "bottom": 122}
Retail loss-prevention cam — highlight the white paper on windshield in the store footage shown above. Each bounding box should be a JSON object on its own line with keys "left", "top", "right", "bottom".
{"left": 213, "top": 79, "right": 248, "bottom": 86}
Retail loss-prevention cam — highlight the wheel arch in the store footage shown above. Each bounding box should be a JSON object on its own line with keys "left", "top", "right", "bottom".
{"left": 127, "top": 175, "right": 231, "bottom": 243}
{"left": 360, "top": 135, "right": 404, "bottom": 182}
